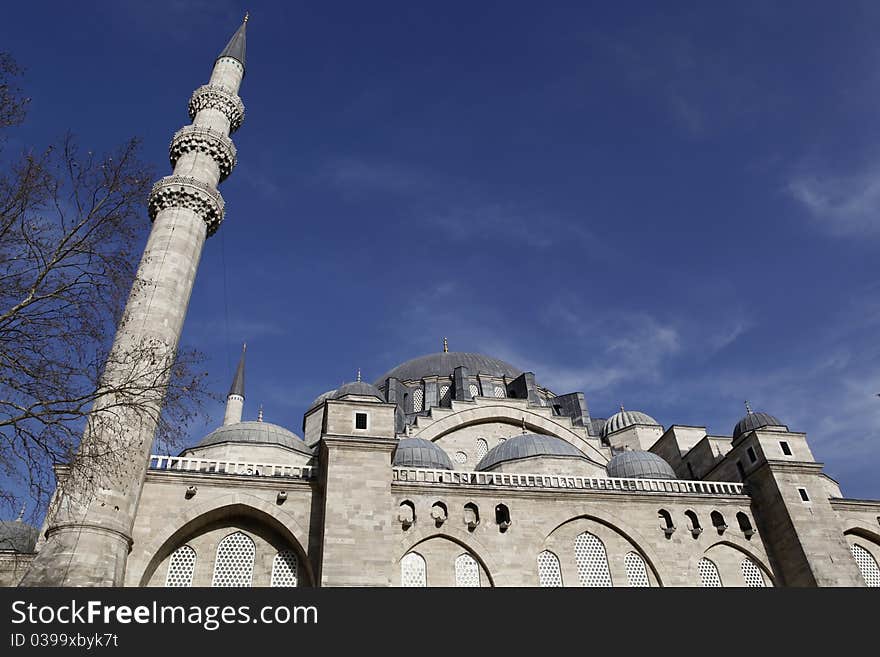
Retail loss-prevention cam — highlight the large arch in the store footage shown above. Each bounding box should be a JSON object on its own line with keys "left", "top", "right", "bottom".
{"left": 130, "top": 493, "right": 314, "bottom": 587}
{"left": 396, "top": 525, "right": 500, "bottom": 587}
{"left": 412, "top": 405, "right": 608, "bottom": 463}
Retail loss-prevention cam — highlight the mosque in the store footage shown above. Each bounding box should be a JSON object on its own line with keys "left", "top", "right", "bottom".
{"left": 2, "top": 17, "right": 879, "bottom": 588}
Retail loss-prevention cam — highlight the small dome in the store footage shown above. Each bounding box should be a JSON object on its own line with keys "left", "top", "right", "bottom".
{"left": 332, "top": 381, "right": 384, "bottom": 402}
{"left": 733, "top": 411, "right": 786, "bottom": 440}
{"left": 606, "top": 450, "right": 677, "bottom": 480}
{"left": 376, "top": 352, "right": 522, "bottom": 385}
{"left": 192, "top": 421, "right": 313, "bottom": 457}
{"left": 392, "top": 437, "right": 454, "bottom": 470}
{"left": 309, "top": 389, "right": 336, "bottom": 409}
{"left": 476, "top": 433, "right": 589, "bottom": 471}
{"left": 0, "top": 520, "right": 39, "bottom": 553}
{"left": 601, "top": 409, "right": 660, "bottom": 438}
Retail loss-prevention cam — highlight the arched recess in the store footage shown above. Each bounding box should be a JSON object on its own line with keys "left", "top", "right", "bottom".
{"left": 690, "top": 540, "right": 775, "bottom": 588}
{"left": 412, "top": 405, "right": 608, "bottom": 464}
{"left": 541, "top": 514, "right": 663, "bottom": 587}
{"left": 134, "top": 499, "right": 314, "bottom": 587}
{"left": 396, "top": 530, "right": 496, "bottom": 587}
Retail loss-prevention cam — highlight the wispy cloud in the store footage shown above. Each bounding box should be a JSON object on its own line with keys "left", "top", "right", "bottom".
{"left": 787, "top": 167, "right": 880, "bottom": 236}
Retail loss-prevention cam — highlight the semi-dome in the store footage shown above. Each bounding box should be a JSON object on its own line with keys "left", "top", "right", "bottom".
{"left": 733, "top": 411, "right": 787, "bottom": 440}
{"left": 332, "top": 381, "right": 384, "bottom": 402}
{"left": 392, "top": 437, "right": 454, "bottom": 470}
{"left": 0, "top": 520, "right": 39, "bottom": 553}
{"left": 606, "top": 450, "right": 677, "bottom": 480}
{"left": 476, "top": 433, "right": 589, "bottom": 471}
{"left": 376, "top": 352, "right": 522, "bottom": 385}
{"left": 193, "top": 421, "right": 313, "bottom": 457}
{"left": 601, "top": 408, "right": 660, "bottom": 438}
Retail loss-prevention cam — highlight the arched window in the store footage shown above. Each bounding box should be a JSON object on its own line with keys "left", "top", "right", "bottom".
{"left": 574, "top": 532, "right": 612, "bottom": 587}
{"left": 710, "top": 511, "right": 727, "bottom": 534}
{"left": 468, "top": 383, "right": 480, "bottom": 398}
{"left": 737, "top": 512, "right": 755, "bottom": 538}
{"left": 493, "top": 386, "right": 505, "bottom": 398}
{"left": 165, "top": 545, "right": 196, "bottom": 587}
{"left": 271, "top": 550, "right": 298, "bottom": 587}
{"left": 658, "top": 509, "right": 675, "bottom": 537}
{"left": 475, "top": 438, "right": 489, "bottom": 459}
{"left": 850, "top": 544, "right": 880, "bottom": 587}
{"left": 495, "top": 503, "right": 511, "bottom": 532}
{"left": 698, "top": 557, "right": 722, "bottom": 587}
{"left": 537, "top": 551, "right": 563, "bottom": 587}
{"left": 412, "top": 387, "right": 424, "bottom": 412}
{"left": 439, "top": 384, "right": 452, "bottom": 406}
{"left": 740, "top": 558, "right": 766, "bottom": 587}
{"left": 685, "top": 510, "right": 702, "bottom": 537}
{"left": 212, "top": 531, "right": 255, "bottom": 587}
{"left": 624, "top": 552, "right": 650, "bottom": 587}
{"left": 401, "top": 552, "right": 426, "bottom": 587}
{"left": 454, "top": 553, "right": 481, "bottom": 587}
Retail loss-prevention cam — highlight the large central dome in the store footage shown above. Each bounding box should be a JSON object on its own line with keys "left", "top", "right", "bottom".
{"left": 375, "top": 352, "right": 522, "bottom": 385}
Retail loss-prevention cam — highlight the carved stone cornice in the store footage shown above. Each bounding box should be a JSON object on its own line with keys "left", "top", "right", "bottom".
{"left": 169, "top": 125, "right": 237, "bottom": 181}
{"left": 188, "top": 84, "right": 245, "bottom": 133}
{"left": 148, "top": 175, "right": 225, "bottom": 236}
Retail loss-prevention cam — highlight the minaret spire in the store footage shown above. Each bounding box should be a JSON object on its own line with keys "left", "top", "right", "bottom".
{"left": 21, "top": 19, "right": 250, "bottom": 586}
{"left": 223, "top": 343, "right": 247, "bottom": 425}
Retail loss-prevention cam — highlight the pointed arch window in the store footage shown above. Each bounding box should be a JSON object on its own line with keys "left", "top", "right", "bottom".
{"left": 412, "top": 387, "right": 424, "bottom": 412}
{"left": 165, "top": 545, "right": 196, "bottom": 587}
{"left": 698, "top": 557, "right": 722, "bottom": 587}
{"left": 271, "top": 549, "right": 299, "bottom": 587}
{"left": 212, "top": 531, "right": 255, "bottom": 587}
{"left": 537, "top": 551, "right": 563, "bottom": 587}
{"left": 475, "top": 438, "right": 489, "bottom": 460}
{"left": 740, "top": 558, "right": 766, "bottom": 587}
{"left": 851, "top": 544, "right": 880, "bottom": 587}
{"left": 401, "top": 552, "right": 426, "bottom": 587}
{"left": 454, "top": 553, "right": 481, "bottom": 587}
{"left": 624, "top": 552, "right": 650, "bottom": 587}
{"left": 574, "top": 532, "right": 612, "bottom": 587}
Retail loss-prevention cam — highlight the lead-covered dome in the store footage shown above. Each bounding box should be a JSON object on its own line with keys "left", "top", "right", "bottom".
{"left": 332, "top": 381, "right": 384, "bottom": 401}
{"left": 601, "top": 408, "right": 660, "bottom": 438}
{"left": 392, "top": 437, "right": 453, "bottom": 470}
{"left": 194, "top": 421, "right": 313, "bottom": 457}
{"left": 0, "top": 520, "right": 39, "bottom": 553}
{"left": 733, "top": 411, "right": 787, "bottom": 440}
{"left": 376, "top": 352, "right": 522, "bottom": 384}
{"left": 606, "top": 450, "right": 677, "bottom": 480}
{"left": 476, "top": 433, "right": 589, "bottom": 471}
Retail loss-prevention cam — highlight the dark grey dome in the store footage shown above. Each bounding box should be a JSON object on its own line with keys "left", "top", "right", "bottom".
{"left": 392, "top": 437, "right": 453, "bottom": 470}
{"left": 376, "top": 352, "right": 522, "bottom": 385}
{"left": 332, "top": 381, "right": 384, "bottom": 402}
{"left": 308, "top": 389, "right": 336, "bottom": 410}
{"left": 606, "top": 450, "right": 677, "bottom": 480}
{"left": 733, "top": 412, "right": 787, "bottom": 440}
{"left": 476, "top": 433, "right": 589, "bottom": 471}
{"left": 602, "top": 409, "right": 660, "bottom": 438}
{"left": 192, "top": 421, "right": 313, "bottom": 457}
{"left": 0, "top": 521, "right": 38, "bottom": 553}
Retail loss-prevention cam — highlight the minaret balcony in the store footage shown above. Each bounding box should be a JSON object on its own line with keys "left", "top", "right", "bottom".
{"left": 169, "top": 125, "right": 237, "bottom": 181}
{"left": 188, "top": 84, "right": 245, "bottom": 133}
{"left": 148, "top": 175, "right": 226, "bottom": 236}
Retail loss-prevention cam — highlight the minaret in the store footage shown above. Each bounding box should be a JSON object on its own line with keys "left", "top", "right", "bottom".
{"left": 223, "top": 344, "right": 247, "bottom": 425}
{"left": 21, "top": 17, "right": 249, "bottom": 586}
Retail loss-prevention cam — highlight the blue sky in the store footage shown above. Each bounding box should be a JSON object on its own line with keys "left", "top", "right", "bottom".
{"left": 3, "top": 1, "right": 880, "bottom": 499}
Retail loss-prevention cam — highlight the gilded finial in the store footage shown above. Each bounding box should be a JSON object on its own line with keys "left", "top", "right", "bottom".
{"left": 257, "top": 404, "right": 263, "bottom": 422}
{"left": 745, "top": 400, "right": 753, "bottom": 414}
{"left": 243, "top": 11, "right": 249, "bottom": 24}
{"left": 443, "top": 337, "right": 448, "bottom": 353}
{"left": 357, "top": 368, "right": 361, "bottom": 383}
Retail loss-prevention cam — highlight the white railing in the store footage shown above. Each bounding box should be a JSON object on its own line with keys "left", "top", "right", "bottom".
{"left": 392, "top": 467, "right": 745, "bottom": 496}
{"left": 149, "top": 455, "right": 315, "bottom": 480}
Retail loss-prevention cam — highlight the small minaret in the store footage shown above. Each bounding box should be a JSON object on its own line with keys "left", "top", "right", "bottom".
{"left": 21, "top": 17, "right": 250, "bottom": 586}
{"left": 223, "top": 344, "right": 246, "bottom": 425}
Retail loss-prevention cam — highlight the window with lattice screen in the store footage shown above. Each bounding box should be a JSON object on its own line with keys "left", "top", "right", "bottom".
{"left": 401, "top": 552, "right": 426, "bottom": 587}
{"left": 212, "top": 532, "right": 255, "bottom": 587}
{"left": 439, "top": 384, "right": 452, "bottom": 406}
{"left": 493, "top": 386, "right": 505, "bottom": 398}
{"left": 624, "top": 552, "right": 650, "bottom": 587}
{"left": 454, "top": 451, "right": 467, "bottom": 464}
{"left": 475, "top": 439, "right": 488, "bottom": 459}
{"left": 165, "top": 545, "right": 196, "bottom": 587}
{"left": 455, "top": 553, "right": 481, "bottom": 587}
{"left": 574, "top": 532, "right": 612, "bottom": 587}
{"left": 740, "top": 558, "right": 765, "bottom": 587}
{"left": 537, "top": 551, "right": 563, "bottom": 587}
{"left": 468, "top": 383, "right": 480, "bottom": 398}
{"left": 271, "top": 550, "right": 298, "bottom": 587}
{"left": 851, "top": 544, "right": 880, "bottom": 587}
{"left": 412, "top": 387, "right": 424, "bottom": 412}
{"left": 698, "top": 557, "right": 722, "bottom": 587}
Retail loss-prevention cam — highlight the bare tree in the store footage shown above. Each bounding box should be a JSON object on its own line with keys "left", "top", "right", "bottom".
{"left": 0, "top": 53, "right": 212, "bottom": 522}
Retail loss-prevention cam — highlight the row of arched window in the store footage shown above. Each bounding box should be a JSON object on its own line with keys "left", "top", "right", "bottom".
{"left": 408, "top": 382, "right": 509, "bottom": 414}
{"left": 401, "top": 552, "right": 482, "bottom": 587}
{"left": 658, "top": 508, "right": 755, "bottom": 538}
{"left": 164, "top": 531, "right": 298, "bottom": 587}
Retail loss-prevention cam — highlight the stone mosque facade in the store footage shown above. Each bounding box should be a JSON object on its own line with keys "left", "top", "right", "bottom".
{"left": 2, "top": 18, "right": 880, "bottom": 589}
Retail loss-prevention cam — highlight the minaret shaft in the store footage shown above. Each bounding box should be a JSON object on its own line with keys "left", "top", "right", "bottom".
{"left": 19, "top": 21, "right": 248, "bottom": 586}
